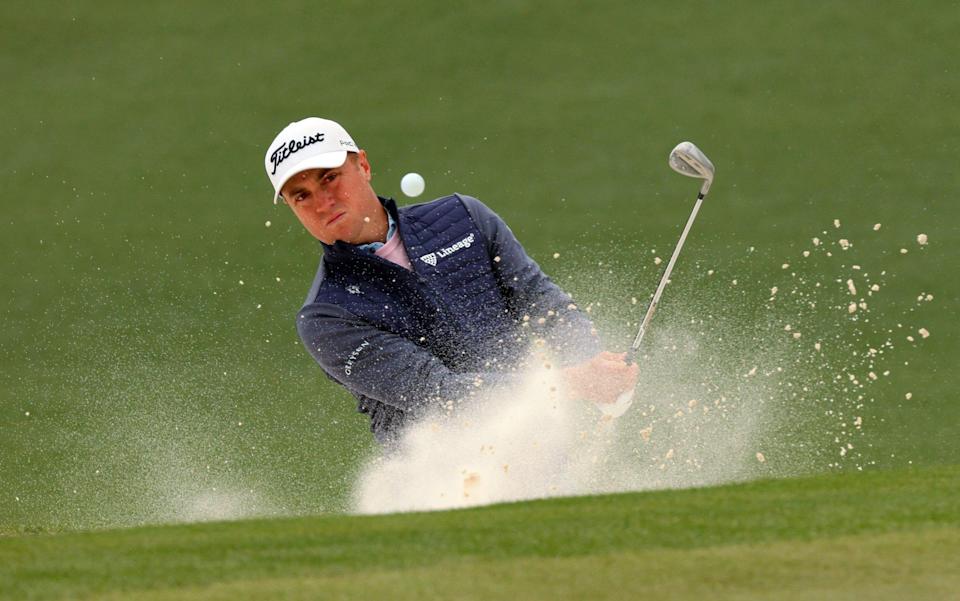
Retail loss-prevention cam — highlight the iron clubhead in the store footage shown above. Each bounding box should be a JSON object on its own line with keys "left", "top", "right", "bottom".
{"left": 669, "top": 141, "right": 715, "bottom": 195}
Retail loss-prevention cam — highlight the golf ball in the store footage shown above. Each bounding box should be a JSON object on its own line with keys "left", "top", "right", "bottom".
{"left": 401, "top": 172, "right": 425, "bottom": 197}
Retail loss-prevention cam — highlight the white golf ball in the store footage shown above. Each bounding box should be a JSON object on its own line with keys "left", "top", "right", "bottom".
{"left": 401, "top": 172, "right": 425, "bottom": 197}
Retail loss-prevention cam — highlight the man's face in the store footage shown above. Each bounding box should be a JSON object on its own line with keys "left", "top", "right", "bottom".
{"left": 279, "top": 150, "right": 383, "bottom": 245}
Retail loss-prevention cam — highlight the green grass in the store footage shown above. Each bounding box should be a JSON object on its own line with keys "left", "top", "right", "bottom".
{"left": 2, "top": 465, "right": 958, "bottom": 600}
{"left": 1, "top": 0, "right": 958, "bottom": 532}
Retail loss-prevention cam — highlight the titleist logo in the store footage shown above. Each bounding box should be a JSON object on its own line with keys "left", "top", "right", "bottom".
{"left": 269, "top": 132, "right": 325, "bottom": 175}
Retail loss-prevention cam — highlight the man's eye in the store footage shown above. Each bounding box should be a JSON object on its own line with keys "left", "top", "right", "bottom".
{"left": 294, "top": 193, "right": 307, "bottom": 202}
{"left": 323, "top": 173, "right": 338, "bottom": 184}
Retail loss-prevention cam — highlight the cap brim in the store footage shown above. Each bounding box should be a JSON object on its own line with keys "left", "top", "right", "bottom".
{"left": 271, "top": 150, "right": 349, "bottom": 204}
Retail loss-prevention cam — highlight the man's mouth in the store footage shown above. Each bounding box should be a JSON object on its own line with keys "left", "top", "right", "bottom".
{"left": 326, "top": 211, "right": 346, "bottom": 226}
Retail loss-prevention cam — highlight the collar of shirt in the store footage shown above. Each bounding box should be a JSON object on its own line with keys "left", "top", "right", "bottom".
{"left": 356, "top": 208, "right": 396, "bottom": 253}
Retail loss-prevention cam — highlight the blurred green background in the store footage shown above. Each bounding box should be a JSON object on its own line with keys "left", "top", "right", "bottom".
{"left": 1, "top": 0, "right": 956, "bottom": 530}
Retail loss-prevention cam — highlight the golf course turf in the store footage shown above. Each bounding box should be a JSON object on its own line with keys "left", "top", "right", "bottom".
{"left": 3, "top": 465, "right": 958, "bottom": 599}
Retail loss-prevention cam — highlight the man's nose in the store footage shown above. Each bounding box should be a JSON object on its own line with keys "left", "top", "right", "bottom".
{"left": 313, "top": 187, "right": 337, "bottom": 209}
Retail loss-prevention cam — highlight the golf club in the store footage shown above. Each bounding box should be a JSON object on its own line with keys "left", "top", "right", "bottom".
{"left": 599, "top": 141, "right": 716, "bottom": 418}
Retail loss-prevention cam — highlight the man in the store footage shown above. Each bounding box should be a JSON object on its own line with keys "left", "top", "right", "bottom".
{"left": 265, "top": 117, "right": 638, "bottom": 445}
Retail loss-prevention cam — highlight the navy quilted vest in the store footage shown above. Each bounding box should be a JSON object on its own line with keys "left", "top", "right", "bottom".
{"left": 314, "top": 195, "right": 522, "bottom": 373}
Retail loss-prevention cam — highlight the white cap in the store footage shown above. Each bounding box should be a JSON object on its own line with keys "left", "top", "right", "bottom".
{"left": 264, "top": 117, "right": 358, "bottom": 203}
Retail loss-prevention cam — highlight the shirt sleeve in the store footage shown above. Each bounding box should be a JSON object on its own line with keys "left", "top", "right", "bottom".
{"left": 458, "top": 194, "right": 602, "bottom": 365}
{"left": 297, "top": 302, "right": 526, "bottom": 416}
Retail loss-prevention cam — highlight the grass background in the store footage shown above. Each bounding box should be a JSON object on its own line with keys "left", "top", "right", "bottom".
{"left": 2, "top": 465, "right": 958, "bottom": 599}
{"left": 1, "top": 0, "right": 957, "bottom": 535}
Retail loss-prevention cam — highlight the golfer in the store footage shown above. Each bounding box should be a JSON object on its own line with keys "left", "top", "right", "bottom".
{"left": 265, "top": 117, "right": 638, "bottom": 444}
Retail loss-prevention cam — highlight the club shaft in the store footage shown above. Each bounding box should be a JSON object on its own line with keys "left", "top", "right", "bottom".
{"left": 626, "top": 191, "right": 705, "bottom": 363}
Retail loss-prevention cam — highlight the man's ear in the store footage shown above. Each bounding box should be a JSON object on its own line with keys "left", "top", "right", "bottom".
{"left": 356, "top": 150, "right": 373, "bottom": 181}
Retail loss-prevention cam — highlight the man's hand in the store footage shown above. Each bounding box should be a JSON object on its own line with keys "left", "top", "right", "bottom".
{"left": 562, "top": 351, "right": 640, "bottom": 405}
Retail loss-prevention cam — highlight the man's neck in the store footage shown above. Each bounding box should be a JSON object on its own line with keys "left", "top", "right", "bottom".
{"left": 356, "top": 203, "right": 390, "bottom": 245}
